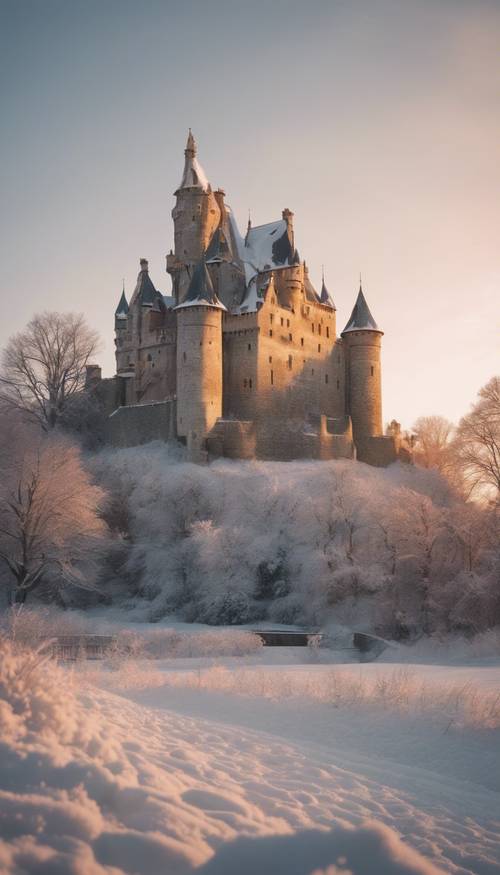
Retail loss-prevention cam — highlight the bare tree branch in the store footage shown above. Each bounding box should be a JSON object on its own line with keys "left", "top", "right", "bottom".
{"left": 0, "top": 312, "right": 101, "bottom": 430}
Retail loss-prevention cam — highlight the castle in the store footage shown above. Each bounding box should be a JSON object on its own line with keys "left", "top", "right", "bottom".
{"left": 97, "top": 131, "right": 406, "bottom": 466}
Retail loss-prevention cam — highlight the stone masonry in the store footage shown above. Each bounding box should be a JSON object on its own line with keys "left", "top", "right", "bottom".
{"left": 99, "top": 131, "right": 407, "bottom": 466}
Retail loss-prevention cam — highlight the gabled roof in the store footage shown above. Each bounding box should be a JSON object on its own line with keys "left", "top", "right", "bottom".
{"left": 244, "top": 219, "right": 291, "bottom": 271}
{"left": 176, "top": 129, "right": 209, "bottom": 193}
{"left": 115, "top": 288, "right": 129, "bottom": 317}
{"left": 341, "top": 284, "right": 381, "bottom": 334}
{"left": 320, "top": 278, "right": 336, "bottom": 310}
{"left": 175, "top": 260, "right": 226, "bottom": 310}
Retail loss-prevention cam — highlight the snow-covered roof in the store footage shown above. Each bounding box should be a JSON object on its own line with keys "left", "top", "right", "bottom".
{"left": 129, "top": 259, "right": 163, "bottom": 310}
{"left": 175, "top": 295, "right": 226, "bottom": 311}
{"left": 341, "top": 286, "right": 381, "bottom": 334}
{"left": 222, "top": 208, "right": 297, "bottom": 313}
{"left": 175, "top": 260, "right": 227, "bottom": 311}
{"left": 162, "top": 295, "right": 176, "bottom": 309}
{"left": 176, "top": 130, "right": 209, "bottom": 192}
{"left": 244, "top": 219, "right": 293, "bottom": 275}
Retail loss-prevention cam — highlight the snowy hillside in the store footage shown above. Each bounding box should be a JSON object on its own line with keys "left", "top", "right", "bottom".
{"left": 90, "top": 445, "right": 499, "bottom": 637}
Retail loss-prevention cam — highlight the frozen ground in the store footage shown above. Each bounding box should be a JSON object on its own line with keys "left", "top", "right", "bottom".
{"left": 0, "top": 637, "right": 499, "bottom": 875}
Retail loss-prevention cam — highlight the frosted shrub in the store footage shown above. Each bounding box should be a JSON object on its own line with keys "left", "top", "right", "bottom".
{"left": 0, "top": 606, "right": 90, "bottom": 645}
{"left": 0, "top": 640, "right": 80, "bottom": 743}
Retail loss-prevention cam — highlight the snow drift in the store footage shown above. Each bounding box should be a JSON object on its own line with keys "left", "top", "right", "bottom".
{"left": 0, "top": 640, "right": 454, "bottom": 874}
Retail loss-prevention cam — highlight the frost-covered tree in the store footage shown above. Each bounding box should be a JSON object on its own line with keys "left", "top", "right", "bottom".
{"left": 89, "top": 443, "right": 500, "bottom": 637}
{"left": 453, "top": 376, "right": 500, "bottom": 501}
{"left": 0, "top": 417, "right": 107, "bottom": 604}
{"left": 412, "top": 415, "right": 455, "bottom": 474}
{"left": 0, "top": 312, "right": 100, "bottom": 430}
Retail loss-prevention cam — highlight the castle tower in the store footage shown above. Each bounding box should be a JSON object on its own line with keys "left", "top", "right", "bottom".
{"left": 175, "top": 259, "right": 226, "bottom": 460}
{"left": 114, "top": 282, "right": 129, "bottom": 332}
{"left": 341, "top": 281, "right": 383, "bottom": 445}
{"left": 167, "top": 131, "right": 221, "bottom": 306}
{"left": 280, "top": 248, "right": 304, "bottom": 312}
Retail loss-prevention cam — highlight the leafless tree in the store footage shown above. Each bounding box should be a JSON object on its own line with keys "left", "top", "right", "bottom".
{"left": 0, "top": 423, "right": 107, "bottom": 604}
{"left": 453, "top": 376, "right": 500, "bottom": 501}
{"left": 0, "top": 312, "right": 100, "bottom": 430}
{"left": 412, "top": 415, "right": 455, "bottom": 473}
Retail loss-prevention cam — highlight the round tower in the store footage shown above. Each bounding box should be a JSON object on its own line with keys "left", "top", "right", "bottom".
{"left": 280, "top": 250, "right": 303, "bottom": 311}
{"left": 341, "top": 282, "right": 383, "bottom": 443}
{"left": 175, "top": 261, "right": 225, "bottom": 460}
{"left": 167, "top": 131, "right": 221, "bottom": 305}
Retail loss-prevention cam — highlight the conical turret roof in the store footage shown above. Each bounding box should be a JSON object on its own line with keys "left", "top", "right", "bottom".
{"left": 115, "top": 286, "right": 129, "bottom": 317}
{"left": 130, "top": 259, "right": 162, "bottom": 309}
{"left": 175, "top": 260, "right": 226, "bottom": 310}
{"left": 341, "top": 283, "right": 382, "bottom": 334}
{"left": 320, "top": 276, "right": 336, "bottom": 310}
{"left": 205, "top": 224, "right": 232, "bottom": 262}
{"left": 176, "top": 129, "right": 209, "bottom": 192}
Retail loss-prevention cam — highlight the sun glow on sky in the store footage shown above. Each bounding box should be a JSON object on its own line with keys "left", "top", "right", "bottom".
{"left": 0, "top": 0, "right": 498, "bottom": 427}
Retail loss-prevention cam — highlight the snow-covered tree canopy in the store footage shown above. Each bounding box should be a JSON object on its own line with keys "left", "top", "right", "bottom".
{"left": 92, "top": 444, "right": 499, "bottom": 636}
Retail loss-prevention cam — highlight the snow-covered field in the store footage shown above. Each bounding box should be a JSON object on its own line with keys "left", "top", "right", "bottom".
{"left": 1, "top": 634, "right": 499, "bottom": 875}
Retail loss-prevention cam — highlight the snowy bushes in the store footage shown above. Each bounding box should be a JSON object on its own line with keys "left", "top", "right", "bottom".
{"left": 0, "top": 639, "right": 81, "bottom": 743}
{"left": 92, "top": 445, "right": 500, "bottom": 636}
{"left": 0, "top": 606, "right": 91, "bottom": 645}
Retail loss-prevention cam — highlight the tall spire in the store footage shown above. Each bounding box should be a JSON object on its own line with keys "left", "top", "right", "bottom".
{"left": 177, "top": 129, "right": 209, "bottom": 192}
{"left": 185, "top": 127, "right": 196, "bottom": 157}
{"left": 341, "top": 280, "right": 382, "bottom": 334}
{"left": 320, "top": 269, "right": 336, "bottom": 310}
{"left": 115, "top": 282, "right": 129, "bottom": 318}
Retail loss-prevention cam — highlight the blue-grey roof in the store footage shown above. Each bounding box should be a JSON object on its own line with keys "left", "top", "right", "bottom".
{"left": 320, "top": 279, "right": 336, "bottom": 310}
{"left": 304, "top": 271, "right": 320, "bottom": 304}
{"left": 205, "top": 225, "right": 232, "bottom": 263}
{"left": 115, "top": 289, "right": 129, "bottom": 316}
{"left": 175, "top": 260, "right": 226, "bottom": 310}
{"left": 341, "top": 285, "right": 381, "bottom": 334}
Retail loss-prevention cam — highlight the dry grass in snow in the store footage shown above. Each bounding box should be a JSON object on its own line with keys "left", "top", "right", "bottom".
{"left": 128, "top": 664, "right": 500, "bottom": 731}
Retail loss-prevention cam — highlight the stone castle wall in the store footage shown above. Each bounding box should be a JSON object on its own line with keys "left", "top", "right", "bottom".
{"left": 207, "top": 415, "right": 354, "bottom": 462}
{"left": 107, "top": 400, "right": 176, "bottom": 448}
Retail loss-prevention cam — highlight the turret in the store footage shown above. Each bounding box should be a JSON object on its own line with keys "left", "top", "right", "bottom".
{"left": 279, "top": 207, "right": 298, "bottom": 312}
{"left": 175, "top": 259, "right": 226, "bottom": 461}
{"left": 167, "top": 131, "right": 221, "bottom": 305}
{"left": 341, "top": 281, "right": 383, "bottom": 444}
{"left": 320, "top": 270, "right": 336, "bottom": 310}
{"left": 319, "top": 269, "right": 337, "bottom": 334}
{"left": 114, "top": 282, "right": 129, "bottom": 331}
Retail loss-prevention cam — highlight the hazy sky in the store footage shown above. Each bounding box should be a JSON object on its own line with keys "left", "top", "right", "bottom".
{"left": 0, "top": 0, "right": 498, "bottom": 427}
